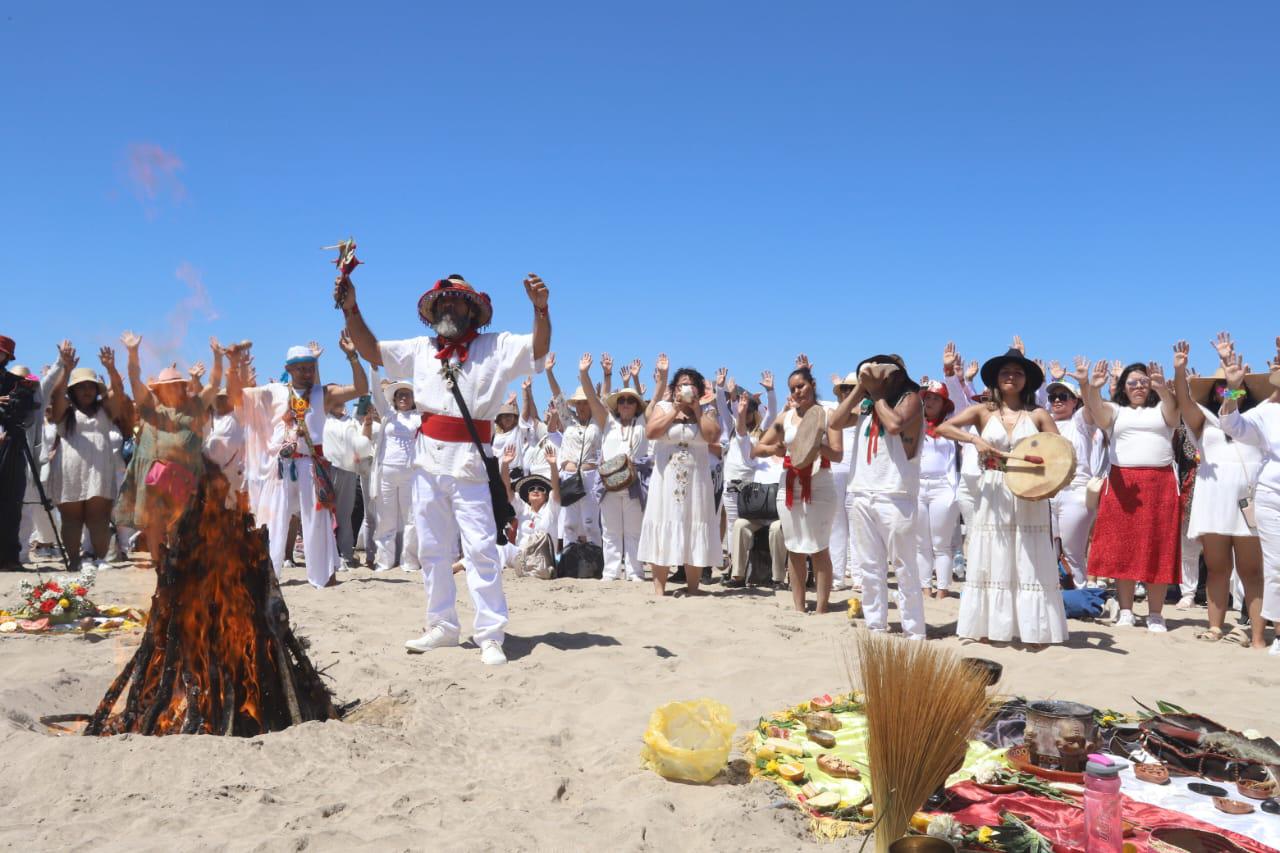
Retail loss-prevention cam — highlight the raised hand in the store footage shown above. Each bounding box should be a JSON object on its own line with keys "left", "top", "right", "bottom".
{"left": 1211, "top": 331, "right": 1235, "bottom": 364}
{"left": 579, "top": 352, "right": 593, "bottom": 373}
{"left": 120, "top": 331, "right": 142, "bottom": 351}
{"left": 1011, "top": 335, "right": 1025, "bottom": 354}
{"left": 189, "top": 361, "right": 206, "bottom": 381}
{"left": 629, "top": 358, "right": 642, "bottom": 378}
{"left": 1033, "top": 357, "right": 1046, "bottom": 376}
{"left": 1147, "top": 361, "right": 1168, "bottom": 392}
{"left": 1072, "top": 356, "right": 1089, "bottom": 383}
{"left": 504, "top": 392, "right": 517, "bottom": 406}
{"left": 619, "top": 363, "right": 632, "bottom": 383}
{"left": 964, "top": 360, "right": 979, "bottom": 382}
{"left": 98, "top": 346, "right": 115, "bottom": 370}
{"left": 57, "top": 340, "right": 78, "bottom": 370}
{"left": 943, "top": 341, "right": 959, "bottom": 376}
{"left": 1111, "top": 359, "right": 1124, "bottom": 380}
{"left": 1049, "top": 360, "right": 1066, "bottom": 381}
{"left": 210, "top": 336, "right": 225, "bottom": 357}
{"left": 726, "top": 376, "right": 737, "bottom": 395}
{"left": 736, "top": 393, "right": 749, "bottom": 417}
{"left": 1172, "top": 341, "right": 1190, "bottom": 371}
{"left": 338, "top": 330, "right": 357, "bottom": 356}
{"left": 543, "top": 444, "right": 558, "bottom": 466}
{"left": 656, "top": 352, "right": 669, "bottom": 372}
{"left": 1091, "top": 359, "right": 1109, "bottom": 389}
{"left": 521, "top": 375, "right": 533, "bottom": 391}
{"left": 1224, "top": 352, "right": 1246, "bottom": 388}
{"left": 760, "top": 370, "right": 774, "bottom": 391}
{"left": 715, "top": 366, "right": 728, "bottom": 387}
{"left": 502, "top": 443, "right": 516, "bottom": 465}
{"left": 795, "top": 353, "right": 811, "bottom": 371}
{"left": 600, "top": 352, "right": 613, "bottom": 374}
{"left": 544, "top": 352, "right": 557, "bottom": 372}
{"left": 523, "top": 273, "right": 550, "bottom": 310}
{"left": 307, "top": 340, "right": 325, "bottom": 359}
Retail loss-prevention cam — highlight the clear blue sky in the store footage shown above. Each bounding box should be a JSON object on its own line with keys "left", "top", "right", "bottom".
{"left": 3, "top": 2, "right": 1277, "bottom": 397}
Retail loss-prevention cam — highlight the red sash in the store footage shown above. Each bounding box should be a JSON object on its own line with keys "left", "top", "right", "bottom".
{"left": 419, "top": 413, "right": 493, "bottom": 444}
{"left": 783, "top": 455, "right": 831, "bottom": 508}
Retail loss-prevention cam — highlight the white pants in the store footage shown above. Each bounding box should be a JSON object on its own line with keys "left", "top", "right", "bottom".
{"left": 412, "top": 470, "right": 508, "bottom": 644}
{"left": 1182, "top": 528, "right": 1203, "bottom": 595}
{"left": 848, "top": 491, "right": 926, "bottom": 638}
{"left": 829, "top": 469, "right": 852, "bottom": 584}
{"left": 560, "top": 470, "right": 602, "bottom": 545}
{"left": 729, "top": 518, "right": 787, "bottom": 582}
{"left": 1256, "top": 489, "right": 1280, "bottom": 622}
{"left": 600, "top": 489, "right": 643, "bottom": 580}
{"left": 1050, "top": 485, "right": 1094, "bottom": 587}
{"left": 357, "top": 468, "right": 376, "bottom": 558}
{"left": 375, "top": 466, "right": 418, "bottom": 571}
{"left": 916, "top": 476, "right": 960, "bottom": 590}
{"left": 265, "top": 457, "right": 338, "bottom": 589}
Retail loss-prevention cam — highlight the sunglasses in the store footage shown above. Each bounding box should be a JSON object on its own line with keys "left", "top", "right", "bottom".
{"left": 1048, "top": 392, "right": 1074, "bottom": 403}
{"left": 1125, "top": 379, "right": 1151, "bottom": 389}
{"left": 526, "top": 484, "right": 548, "bottom": 494}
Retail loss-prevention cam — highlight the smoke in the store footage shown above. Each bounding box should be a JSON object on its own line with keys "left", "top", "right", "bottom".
{"left": 141, "top": 262, "right": 220, "bottom": 369}
{"left": 124, "top": 143, "right": 187, "bottom": 217}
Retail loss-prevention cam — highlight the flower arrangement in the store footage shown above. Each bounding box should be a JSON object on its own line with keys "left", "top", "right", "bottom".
{"left": 16, "top": 566, "right": 99, "bottom": 622}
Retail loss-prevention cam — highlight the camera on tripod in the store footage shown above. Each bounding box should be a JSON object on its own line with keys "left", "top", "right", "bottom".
{"left": 0, "top": 368, "right": 39, "bottom": 431}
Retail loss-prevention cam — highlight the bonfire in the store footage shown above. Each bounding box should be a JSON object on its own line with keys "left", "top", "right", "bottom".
{"left": 84, "top": 472, "right": 338, "bottom": 736}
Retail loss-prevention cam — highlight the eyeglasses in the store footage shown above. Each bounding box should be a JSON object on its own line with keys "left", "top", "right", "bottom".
{"left": 1047, "top": 392, "right": 1073, "bottom": 403}
{"left": 1125, "top": 379, "right": 1151, "bottom": 389}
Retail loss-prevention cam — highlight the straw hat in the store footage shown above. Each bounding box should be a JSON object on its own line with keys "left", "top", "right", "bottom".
{"left": 67, "top": 366, "right": 107, "bottom": 395}
{"left": 980, "top": 348, "right": 1043, "bottom": 393}
{"left": 606, "top": 387, "right": 646, "bottom": 414}
{"left": 1191, "top": 368, "right": 1276, "bottom": 406}
{"left": 496, "top": 402, "right": 519, "bottom": 422}
{"left": 566, "top": 386, "right": 590, "bottom": 404}
{"left": 417, "top": 275, "right": 493, "bottom": 329}
{"left": 514, "top": 473, "right": 552, "bottom": 503}
{"left": 148, "top": 365, "right": 187, "bottom": 389}
{"left": 834, "top": 372, "right": 860, "bottom": 393}
{"left": 382, "top": 379, "right": 414, "bottom": 407}
{"left": 7, "top": 363, "right": 32, "bottom": 378}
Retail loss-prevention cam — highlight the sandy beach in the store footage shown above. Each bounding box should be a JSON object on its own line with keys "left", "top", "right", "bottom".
{"left": 2, "top": 560, "right": 1276, "bottom": 852}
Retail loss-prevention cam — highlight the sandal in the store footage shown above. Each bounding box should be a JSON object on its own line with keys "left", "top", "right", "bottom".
{"left": 1196, "top": 628, "right": 1225, "bottom": 642}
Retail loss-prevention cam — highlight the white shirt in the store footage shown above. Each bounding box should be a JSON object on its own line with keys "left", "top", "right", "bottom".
{"left": 1106, "top": 403, "right": 1173, "bottom": 468}
{"left": 1055, "top": 409, "right": 1097, "bottom": 488}
{"left": 322, "top": 414, "right": 363, "bottom": 473}
{"left": 1221, "top": 400, "right": 1280, "bottom": 497}
{"left": 514, "top": 494, "right": 560, "bottom": 541}
{"left": 379, "top": 332, "right": 537, "bottom": 481}
{"left": 381, "top": 412, "right": 419, "bottom": 471}
{"left": 204, "top": 412, "right": 245, "bottom": 473}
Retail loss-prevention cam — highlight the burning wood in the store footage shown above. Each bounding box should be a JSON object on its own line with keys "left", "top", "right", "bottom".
{"left": 85, "top": 472, "right": 338, "bottom": 736}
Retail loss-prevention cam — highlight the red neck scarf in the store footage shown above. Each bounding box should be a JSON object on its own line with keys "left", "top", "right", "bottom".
{"left": 434, "top": 329, "right": 480, "bottom": 364}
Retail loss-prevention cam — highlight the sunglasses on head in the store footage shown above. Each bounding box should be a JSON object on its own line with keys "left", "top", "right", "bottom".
{"left": 1048, "top": 392, "right": 1074, "bottom": 403}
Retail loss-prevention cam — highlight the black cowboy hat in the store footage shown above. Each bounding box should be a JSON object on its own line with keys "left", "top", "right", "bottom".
{"left": 980, "top": 348, "right": 1044, "bottom": 393}
{"left": 855, "top": 353, "right": 920, "bottom": 392}
{"left": 515, "top": 474, "right": 552, "bottom": 503}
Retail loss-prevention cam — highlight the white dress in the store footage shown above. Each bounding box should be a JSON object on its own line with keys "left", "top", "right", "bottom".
{"left": 1187, "top": 407, "right": 1262, "bottom": 539}
{"left": 957, "top": 412, "right": 1069, "bottom": 644}
{"left": 775, "top": 409, "right": 836, "bottom": 554}
{"left": 637, "top": 402, "right": 719, "bottom": 567}
{"left": 49, "top": 408, "right": 118, "bottom": 504}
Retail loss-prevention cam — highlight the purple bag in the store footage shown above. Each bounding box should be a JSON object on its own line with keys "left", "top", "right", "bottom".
{"left": 145, "top": 460, "right": 197, "bottom": 504}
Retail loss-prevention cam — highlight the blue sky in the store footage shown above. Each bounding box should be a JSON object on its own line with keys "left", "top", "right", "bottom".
{"left": 2, "top": 2, "right": 1277, "bottom": 399}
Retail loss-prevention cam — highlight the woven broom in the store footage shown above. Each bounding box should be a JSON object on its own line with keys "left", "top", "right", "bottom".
{"left": 851, "top": 632, "right": 994, "bottom": 853}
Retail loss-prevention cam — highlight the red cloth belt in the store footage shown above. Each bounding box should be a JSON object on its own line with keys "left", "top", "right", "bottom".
{"left": 419, "top": 413, "right": 492, "bottom": 444}
{"left": 981, "top": 454, "right": 1002, "bottom": 471}
{"left": 783, "top": 455, "right": 830, "bottom": 508}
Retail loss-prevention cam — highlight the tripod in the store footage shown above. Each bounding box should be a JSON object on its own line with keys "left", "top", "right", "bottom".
{"left": 2, "top": 428, "right": 71, "bottom": 572}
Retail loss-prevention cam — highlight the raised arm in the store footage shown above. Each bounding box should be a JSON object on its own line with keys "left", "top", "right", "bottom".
{"left": 645, "top": 353, "right": 669, "bottom": 422}
{"left": 543, "top": 352, "right": 563, "bottom": 402}
{"left": 751, "top": 422, "right": 786, "bottom": 458}
{"left": 827, "top": 378, "right": 867, "bottom": 430}
{"left": 1171, "top": 340, "right": 1205, "bottom": 437}
{"left": 523, "top": 274, "right": 551, "bottom": 362}
{"left": 369, "top": 365, "right": 390, "bottom": 418}
{"left": 500, "top": 444, "right": 517, "bottom": 502}
{"left": 935, "top": 404, "right": 1001, "bottom": 457}
{"left": 1148, "top": 361, "right": 1178, "bottom": 429}
{"left": 334, "top": 273, "right": 382, "bottom": 366}
{"left": 199, "top": 337, "right": 224, "bottom": 410}
{"left": 98, "top": 346, "right": 127, "bottom": 422}
{"left": 579, "top": 353, "right": 608, "bottom": 429}
{"left": 759, "top": 371, "right": 780, "bottom": 431}
{"left": 599, "top": 353, "right": 613, "bottom": 397}
{"left": 521, "top": 375, "right": 540, "bottom": 423}
{"left": 545, "top": 445, "right": 561, "bottom": 502}
{"left": 1219, "top": 352, "right": 1266, "bottom": 446}
{"left": 325, "top": 331, "right": 371, "bottom": 408}
{"left": 120, "top": 331, "right": 154, "bottom": 409}
{"left": 48, "top": 343, "right": 77, "bottom": 424}
{"left": 1075, "top": 356, "right": 1114, "bottom": 432}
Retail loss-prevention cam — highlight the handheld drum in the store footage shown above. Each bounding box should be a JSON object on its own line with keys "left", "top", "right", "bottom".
{"left": 787, "top": 405, "right": 828, "bottom": 471}
{"left": 1004, "top": 432, "right": 1076, "bottom": 501}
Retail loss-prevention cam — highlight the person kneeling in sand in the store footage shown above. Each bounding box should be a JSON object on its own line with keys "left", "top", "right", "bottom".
{"left": 499, "top": 444, "right": 561, "bottom": 579}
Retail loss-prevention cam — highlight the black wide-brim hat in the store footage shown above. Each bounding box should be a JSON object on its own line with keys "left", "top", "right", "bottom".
{"left": 980, "top": 349, "right": 1044, "bottom": 393}
{"left": 855, "top": 353, "right": 920, "bottom": 393}
{"left": 515, "top": 474, "right": 552, "bottom": 503}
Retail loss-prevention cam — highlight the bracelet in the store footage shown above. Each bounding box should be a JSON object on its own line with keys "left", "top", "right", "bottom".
{"left": 346, "top": 353, "right": 359, "bottom": 363}
{"left": 1223, "top": 388, "right": 1246, "bottom": 400}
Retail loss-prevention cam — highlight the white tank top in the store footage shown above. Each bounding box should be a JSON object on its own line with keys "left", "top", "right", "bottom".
{"left": 602, "top": 415, "right": 645, "bottom": 460}
{"left": 849, "top": 407, "right": 921, "bottom": 498}
{"left": 1108, "top": 404, "right": 1173, "bottom": 468}
{"left": 919, "top": 433, "right": 957, "bottom": 482}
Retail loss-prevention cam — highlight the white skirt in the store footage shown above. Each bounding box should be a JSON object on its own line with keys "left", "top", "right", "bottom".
{"left": 776, "top": 467, "right": 836, "bottom": 555}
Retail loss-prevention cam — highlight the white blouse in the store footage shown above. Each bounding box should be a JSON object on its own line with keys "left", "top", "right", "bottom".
{"left": 1107, "top": 403, "right": 1173, "bottom": 468}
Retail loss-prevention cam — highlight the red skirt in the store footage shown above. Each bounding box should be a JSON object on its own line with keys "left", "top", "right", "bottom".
{"left": 1087, "top": 465, "right": 1181, "bottom": 584}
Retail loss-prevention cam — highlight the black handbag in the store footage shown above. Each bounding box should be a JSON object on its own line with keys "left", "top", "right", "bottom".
{"left": 557, "top": 541, "right": 604, "bottom": 579}
{"left": 559, "top": 472, "right": 587, "bottom": 507}
{"left": 445, "top": 377, "right": 516, "bottom": 545}
{"left": 737, "top": 481, "right": 779, "bottom": 521}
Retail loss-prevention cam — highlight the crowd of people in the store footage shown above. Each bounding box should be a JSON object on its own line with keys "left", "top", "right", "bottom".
{"left": 2, "top": 274, "right": 1278, "bottom": 665}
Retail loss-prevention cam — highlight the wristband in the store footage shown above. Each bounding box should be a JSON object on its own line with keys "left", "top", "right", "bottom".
{"left": 1223, "top": 388, "right": 1246, "bottom": 401}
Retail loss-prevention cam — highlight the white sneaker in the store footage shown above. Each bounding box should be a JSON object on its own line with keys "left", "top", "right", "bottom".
{"left": 479, "top": 639, "right": 507, "bottom": 666}
{"left": 601, "top": 574, "right": 620, "bottom": 582}
{"left": 283, "top": 559, "right": 296, "bottom": 569}
{"left": 831, "top": 580, "right": 851, "bottom": 592}
{"left": 1115, "top": 609, "right": 1135, "bottom": 627}
{"left": 1270, "top": 639, "right": 1280, "bottom": 656}
{"left": 1146, "top": 614, "right": 1167, "bottom": 633}
{"left": 1175, "top": 594, "right": 1194, "bottom": 611}
{"left": 627, "top": 574, "right": 646, "bottom": 583}
{"left": 404, "top": 626, "right": 460, "bottom": 653}
{"left": 402, "top": 565, "right": 419, "bottom": 573}
{"left": 372, "top": 565, "right": 394, "bottom": 573}
{"left": 1103, "top": 599, "right": 1120, "bottom": 622}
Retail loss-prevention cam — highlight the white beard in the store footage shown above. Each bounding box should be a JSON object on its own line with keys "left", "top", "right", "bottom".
{"left": 431, "top": 314, "right": 469, "bottom": 339}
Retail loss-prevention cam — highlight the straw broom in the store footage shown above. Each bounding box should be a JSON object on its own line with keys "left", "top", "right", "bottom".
{"left": 850, "top": 631, "right": 995, "bottom": 853}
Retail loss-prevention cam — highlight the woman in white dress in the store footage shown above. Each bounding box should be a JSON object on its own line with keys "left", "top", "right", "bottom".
{"left": 47, "top": 350, "right": 127, "bottom": 570}
{"left": 637, "top": 356, "right": 721, "bottom": 596}
{"left": 579, "top": 353, "right": 649, "bottom": 582}
{"left": 937, "top": 348, "right": 1068, "bottom": 646}
{"left": 1173, "top": 339, "right": 1266, "bottom": 647}
{"left": 751, "top": 366, "right": 843, "bottom": 613}
{"left": 916, "top": 380, "right": 960, "bottom": 599}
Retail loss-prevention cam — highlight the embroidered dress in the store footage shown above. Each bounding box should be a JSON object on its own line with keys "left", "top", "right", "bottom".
{"left": 637, "top": 402, "right": 719, "bottom": 567}
{"left": 114, "top": 399, "right": 206, "bottom": 530}
{"left": 957, "top": 412, "right": 1068, "bottom": 644}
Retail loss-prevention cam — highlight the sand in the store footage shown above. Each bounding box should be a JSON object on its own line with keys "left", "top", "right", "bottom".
{"left": 1, "top": 559, "right": 1276, "bottom": 852}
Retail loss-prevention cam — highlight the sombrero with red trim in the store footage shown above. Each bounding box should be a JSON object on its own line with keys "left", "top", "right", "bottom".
{"left": 417, "top": 275, "right": 493, "bottom": 329}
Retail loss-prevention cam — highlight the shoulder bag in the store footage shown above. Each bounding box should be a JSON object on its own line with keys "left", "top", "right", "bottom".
{"left": 445, "top": 377, "right": 517, "bottom": 545}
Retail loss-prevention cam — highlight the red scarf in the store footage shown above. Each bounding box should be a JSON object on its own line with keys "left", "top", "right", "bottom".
{"left": 434, "top": 329, "right": 480, "bottom": 364}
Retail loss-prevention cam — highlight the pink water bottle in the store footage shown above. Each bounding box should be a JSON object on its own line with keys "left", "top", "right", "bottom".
{"left": 1082, "top": 754, "right": 1124, "bottom": 852}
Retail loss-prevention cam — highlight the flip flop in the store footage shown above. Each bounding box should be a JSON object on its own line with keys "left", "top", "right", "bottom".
{"left": 1196, "top": 628, "right": 1225, "bottom": 642}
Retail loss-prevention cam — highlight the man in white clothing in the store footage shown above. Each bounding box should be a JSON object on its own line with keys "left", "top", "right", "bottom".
{"left": 323, "top": 398, "right": 367, "bottom": 568}
{"left": 340, "top": 271, "right": 551, "bottom": 666}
